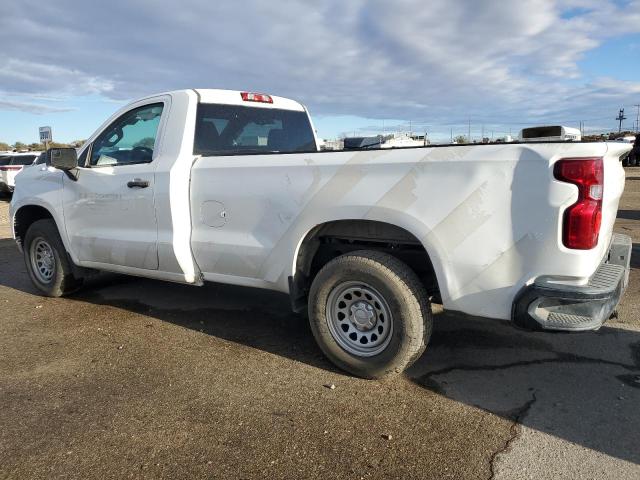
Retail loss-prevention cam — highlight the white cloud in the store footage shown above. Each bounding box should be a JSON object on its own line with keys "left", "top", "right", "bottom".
{"left": 0, "top": 59, "right": 114, "bottom": 96}
{"left": 0, "top": 99, "right": 74, "bottom": 114}
{"left": 0, "top": 0, "right": 639, "bottom": 129}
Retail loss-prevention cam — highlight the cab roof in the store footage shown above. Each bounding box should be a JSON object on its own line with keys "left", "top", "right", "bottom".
{"left": 194, "top": 89, "right": 306, "bottom": 111}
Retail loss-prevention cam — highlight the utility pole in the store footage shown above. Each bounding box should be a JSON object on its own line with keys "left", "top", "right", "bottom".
{"left": 616, "top": 108, "right": 626, "bottom": 133}
{"left": 634, "top": 104, "right": 640, "bottom": 133}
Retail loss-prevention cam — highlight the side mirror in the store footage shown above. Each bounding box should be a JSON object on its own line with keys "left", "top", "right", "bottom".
{"left": 49, "top": 148, "right": 78, "bottom": 170}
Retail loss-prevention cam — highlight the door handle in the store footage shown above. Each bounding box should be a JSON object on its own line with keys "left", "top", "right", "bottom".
{"left": 127, "top": 178, "right": 149, "bottom": 188}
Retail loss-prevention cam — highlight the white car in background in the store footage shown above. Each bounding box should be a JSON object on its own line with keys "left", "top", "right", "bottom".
{"left": 0, "top": 152, "right": 42, "bottom": 194}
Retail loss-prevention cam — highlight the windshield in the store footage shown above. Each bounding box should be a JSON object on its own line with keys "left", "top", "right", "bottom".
{"left": 194, "top": 104, "right": 317, "bottom": 156}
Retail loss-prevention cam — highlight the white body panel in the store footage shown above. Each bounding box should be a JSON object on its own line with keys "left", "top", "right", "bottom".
{"left": 62, "top": 162, "right": 159, "bottom": 269}
{"left": 10, "top": 89, "right": 631, "bottom": 322}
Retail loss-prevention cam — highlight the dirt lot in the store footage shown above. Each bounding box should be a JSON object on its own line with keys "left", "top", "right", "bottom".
{"left": 1, "top": 170, "right": 639, "bottom": 480}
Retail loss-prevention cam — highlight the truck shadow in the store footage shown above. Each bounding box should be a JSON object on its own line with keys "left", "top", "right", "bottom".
{"left": 406, "top": 311, "right": 640, "bottom": 465}
{"left": 0, "top": 243, "right": 638, "bottom": 465}
{"left": 618, "top": 209, "right": 640, "bottom": 221}
{"left": 51, "top": 272, "right": 341, "bottom": 375}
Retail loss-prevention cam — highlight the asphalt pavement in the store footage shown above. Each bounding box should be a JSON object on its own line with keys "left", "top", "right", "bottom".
{"left": 1, "top": 169, "right": 639, "bottom": 479}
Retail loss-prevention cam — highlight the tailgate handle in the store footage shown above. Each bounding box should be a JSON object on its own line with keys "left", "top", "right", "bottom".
{"left": 127, "top": 178, "right": 149, "bottom": 188}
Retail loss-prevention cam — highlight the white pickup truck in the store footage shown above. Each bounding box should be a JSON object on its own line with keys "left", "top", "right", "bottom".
{"left": 9, "top": 89, "right": 633, "bottom": 378}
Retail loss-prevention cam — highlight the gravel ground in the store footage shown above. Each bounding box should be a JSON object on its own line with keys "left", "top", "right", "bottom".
{"left": 1, "top": 168, "right": 639, "bottom": 480}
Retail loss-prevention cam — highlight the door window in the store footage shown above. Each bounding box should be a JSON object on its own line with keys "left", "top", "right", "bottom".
{"left": 90, "top": 103, "right": 164, "bottom": 166}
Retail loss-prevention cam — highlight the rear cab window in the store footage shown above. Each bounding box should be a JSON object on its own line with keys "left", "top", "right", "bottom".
{"left": 194, "top": 104, "right": 317, "bottom": 156}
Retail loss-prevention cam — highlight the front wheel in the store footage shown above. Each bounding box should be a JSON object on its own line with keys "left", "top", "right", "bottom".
{"left": 23, "top": 219, "right": 82, "bottom": 297}
{"left": 308, "top": 250, "right": 432, "bottom": 379}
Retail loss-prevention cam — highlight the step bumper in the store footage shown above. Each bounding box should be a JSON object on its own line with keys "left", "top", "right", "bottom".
{"left": 512, "top": 234, "right": 632, "bottom": 331}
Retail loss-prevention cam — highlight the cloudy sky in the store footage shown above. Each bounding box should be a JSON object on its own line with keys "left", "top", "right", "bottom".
{"left": 1, "top": 0, "right": 640, "bottom": 143}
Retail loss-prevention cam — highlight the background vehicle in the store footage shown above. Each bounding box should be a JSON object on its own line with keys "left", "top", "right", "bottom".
{"left": 9, "top": 89, "right": 633, "bottom": 378}
{"left": 617, "top": 136, "right": 638, "bottom": 166}
{"left": 520, "top": 125, "right": 581, "bottom": 142}
{"left": 0, "top": 152, "right": 41, "bottom": 194}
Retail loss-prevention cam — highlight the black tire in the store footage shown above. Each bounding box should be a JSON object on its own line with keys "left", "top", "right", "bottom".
{"left": 23, "top": 219, "right": 83, "bottom": 297}
{"left": 308, "top": 250, "right": 432, "bottom": 379}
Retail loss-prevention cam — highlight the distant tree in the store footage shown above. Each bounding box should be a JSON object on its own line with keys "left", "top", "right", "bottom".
{"left": 71, "top": 139, "right": 86, "bottom": 147}
{"left": 0, "top": 141, "right": 10, "bottom": 151}
{"left": 133, "top": 137, "right": 155, "bottom": 149}
{"left": 13, "top": 141, "right": 27, "bottom": 150}
{"left": 609, "top": 131, "right": 635, "bottom": 140}
{"left": 582, "top": 134, "right": 607, "bottom": 142}
{"left": 454, "top": 135, "right": 468, "bottom": 144}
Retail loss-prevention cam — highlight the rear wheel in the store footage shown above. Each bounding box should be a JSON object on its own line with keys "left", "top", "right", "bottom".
{"left": 308, "top": 250, "right": 432, "bottom": 379}
{"left": 23, "top": 219, "right": 82, "bottom": 297}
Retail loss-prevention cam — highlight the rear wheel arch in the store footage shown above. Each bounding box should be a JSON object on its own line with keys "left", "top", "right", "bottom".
{"left": 290, "top": 219, "right": 442, "bottom": 312}
{"left": 308, "top": 249, "right": 433, "bottom": 378}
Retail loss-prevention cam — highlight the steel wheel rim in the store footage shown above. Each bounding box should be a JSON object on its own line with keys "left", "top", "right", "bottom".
{"left": 326, "top": 281, "right": 393, "bottom": 357}
{"left": 30, "top": 237, "right": 55, "bottom": 284}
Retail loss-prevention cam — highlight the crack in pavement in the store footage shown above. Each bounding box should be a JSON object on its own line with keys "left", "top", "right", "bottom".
{"left": 416, "top": 350, "right": 640, "bottom": 383}
{"left": 487, "top": 392, "right": 538, "bottom": 480}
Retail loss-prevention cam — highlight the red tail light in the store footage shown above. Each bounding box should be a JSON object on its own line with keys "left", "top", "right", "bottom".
{"left": 554, "top": 157, "right": 603, "bottom": 250}
{"left": 240, "top": 92, "right": 273, "bottom": 104}
{"left": 0, "top": 166, "right": 22, "bottom": 171}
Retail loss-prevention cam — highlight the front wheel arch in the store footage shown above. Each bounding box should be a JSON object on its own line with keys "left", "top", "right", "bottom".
{"left": 13, "top": 204, "right": 57, "bottom": 250}
{"left": 23, "top": 219, "right": 83, "bottom": 297}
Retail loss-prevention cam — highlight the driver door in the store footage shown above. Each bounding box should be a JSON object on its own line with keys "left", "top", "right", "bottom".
{"left": 63, "top": 101, "right": 166, "bottom": 270}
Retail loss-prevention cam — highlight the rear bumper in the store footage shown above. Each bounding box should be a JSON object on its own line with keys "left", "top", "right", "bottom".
{"left": 512, "top": 233, "right": 632, "bottom": 331}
